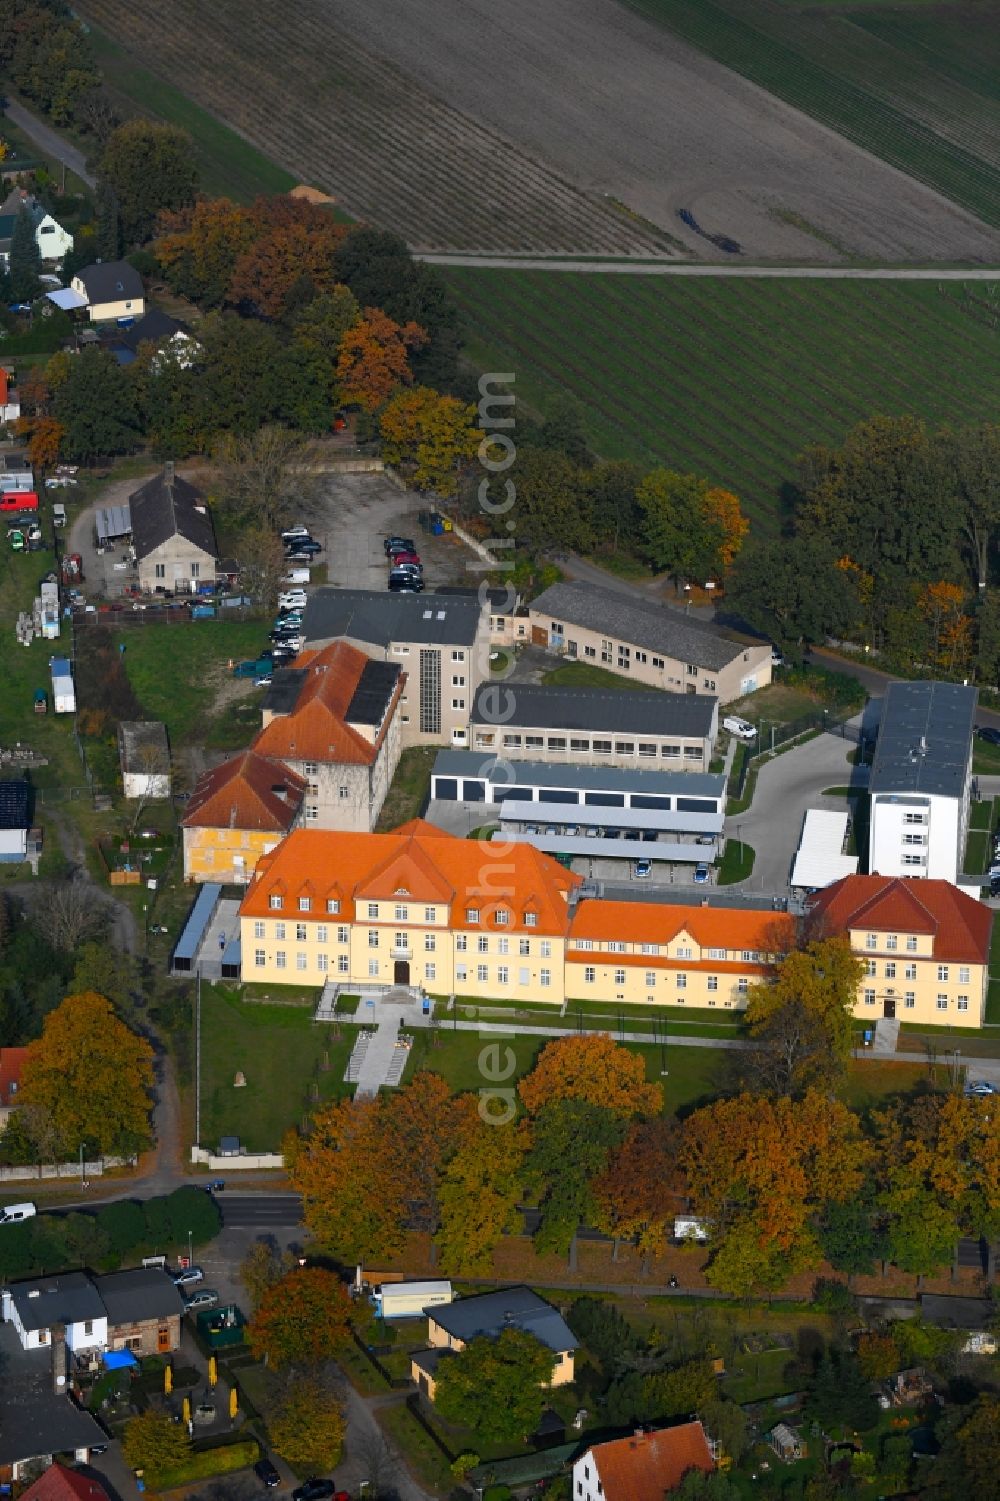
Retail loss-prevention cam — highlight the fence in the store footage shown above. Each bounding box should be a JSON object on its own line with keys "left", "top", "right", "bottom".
{"left": 730, "top": 708, "right": 859, "bottom": 803}
{"left": 0, "top": 1154, "right": 132, "bottom": 1181}
{"left": 189, "top": 1146, "right": 284, "bottom": 1170}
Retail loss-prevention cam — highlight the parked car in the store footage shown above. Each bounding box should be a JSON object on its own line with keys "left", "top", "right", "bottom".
{"left": 965, "top": 1081, "right": 997, "bottom": 1097}
{"left": 390, "top": 551, "right": 421, "bottom": 569}
{"left": 51, "top": 502, "right": 67, "bottom": 527}
{"left": 634, "top": 859, "right": 652, "bottom": 879}
{"left": 283, "top": 568, "right": 311, "bottom": 585}
{"left": 254, "top": 675, "right": 273, "bottom": 688}
{"left": 722, "top": 715, "right": 757, "bottom": 741}
{"left": 184, "top": 1289, "right": 219, "bottom": 1312}
{"left": 285, "top": 539, "right": 322, "bottom": 557}
{"left": 280, "top": 525, "right": 311, "bottom": 541}
{"left": 292, "top": 1481, "right": 337, "bottom": 1501}
{"left": 171, "top": 1265, "right": 204, "bottom": 1287}
{"left": 385, "top": 535, "right": 416, "bottom": 556}
{"left": 693, "top": 863, "right": 710, "bottom": 884}
{"left": 279, "top": 590, "right": 307, "bottom": 610}
{"left": 977, "top": 726, "right": 1000, "bottom": 746}
{"left": 388, "top": 571, "right": 423, "bottom": 592}
{"left": 254, "top": 1457, "right": 282, "bottom": 1490}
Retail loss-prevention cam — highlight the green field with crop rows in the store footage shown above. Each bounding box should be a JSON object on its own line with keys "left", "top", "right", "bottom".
{"left": 625, "top": 0, "right": 1000, "bottom": 227}
{"left": 445, "top": 270, "right": 1000, "bottom": 528}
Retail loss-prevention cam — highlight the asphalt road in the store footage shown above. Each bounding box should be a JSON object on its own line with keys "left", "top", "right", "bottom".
{"left": 218, "top": 1192, "right": 303, "bottom": 1227}
{"left": 3, "top": 98, "right": 96, "bottom": 186}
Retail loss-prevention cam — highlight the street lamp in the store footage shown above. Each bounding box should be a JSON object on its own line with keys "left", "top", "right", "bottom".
{"left": 187, "top": 1230, "right": 193, "bottom": 1268}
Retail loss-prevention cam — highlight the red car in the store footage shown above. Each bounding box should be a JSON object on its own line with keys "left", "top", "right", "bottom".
{"left": 390, "top": 551, "right": 421, "bottom": 569}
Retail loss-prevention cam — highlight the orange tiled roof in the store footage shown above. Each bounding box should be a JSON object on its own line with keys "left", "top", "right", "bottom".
{"left": 182, "top": 752, "right": 306, "bottom": 833}
{"left": 0, "top": 1046, "right": 27, "bottom": 1107}
{"left": 809, "top": 874, "right": 992, "bottom": 964}
{"left": 240, "top": 825, "right": 579, "bottom": 933}
{"left": 589, "top": 1421, "right": 714, "bottom": 1501}
{"left": 569, "top": 898, "right": 794, "bottom": 952}
{"left": 253, "top": 641, "right": 401, "bottom": 767}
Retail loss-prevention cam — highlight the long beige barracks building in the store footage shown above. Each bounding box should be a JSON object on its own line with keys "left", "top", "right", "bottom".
{"left": 237, "top": 824, "right": 992, "bottom": 1025}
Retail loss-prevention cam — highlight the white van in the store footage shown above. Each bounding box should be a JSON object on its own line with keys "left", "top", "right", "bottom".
{"left": 51, "top": 502, "right": 67, "bottom": 528}
{"left": 0, "top": 1202, "right": 36, "bottom": 1225}
{"left": 673, "top": 1215, "right": 711, "bottom": 1243}
{"left": 722, "top": 715, "right": 757, "bottom": 742}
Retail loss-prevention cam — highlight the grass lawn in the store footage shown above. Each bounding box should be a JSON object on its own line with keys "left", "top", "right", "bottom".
{"left": 972, "top": 739, "right": 1000, "bottom": 774}
{"left": 87, "top": 24, "right": 299, "bottom": 201}
{"left": 541, "top": 661, "right": 657, "bottom": 691}
{"left": 446, "top": 272, "right": 1000, "bottom": 529}
{"left": 109, "top": 621, "right": 268, "bottom": 745}
{"left": 716, "top": 840, "right": 755, "bottom": 884}
{"left": 376, "top": 1400, "right": 456, "bottom": 1493}
{"left": 376, "top": 746, "right": 437, "bottom": 831}
{"left": 199, "top": 985, "right": 356, "bottom": 1151}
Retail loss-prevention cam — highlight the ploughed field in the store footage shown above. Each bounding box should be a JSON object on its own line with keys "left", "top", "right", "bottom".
{"left": 78, "top": 0, "right": 1000, "bottom": 260}
{"left": 444, "top": 269, "right": 1000, "bottom": 528}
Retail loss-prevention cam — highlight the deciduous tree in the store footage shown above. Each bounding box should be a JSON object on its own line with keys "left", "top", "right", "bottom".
{"left": 155, "top": 197, "right": 258, "bottom": 307}
{"left": 379, "top": 386, "right": 480, "bottom": 496}
{"left": 228, "top": 212, "right": 348, "bottom": 319}
{"left": 436, "top": 1114, "right": 527, "bottom": 1274}
{"left": 212, "top": 424, "right": 322, "bottom": 531}
{"left": 744, "top": 936, "right": 863, "bottom": 1095}
{"left": 99, "top": 120, "right": 198, "bottom": 244}
{"left": 34, "top": 880, "right": 110, "bottom": 951}
{"left": 14, "top": 415, "right": 64, "bottom": 470}
{"left": 18, "top": 992, "right": 154, "bottom": 1160}
{"left": 239, "top": 1238, "right": 294, "bottom": 1312}
{"left": 592, "top": 1118, "right": 683, "bottom": 1260}
{"left": 336, "top": 306, "right": 425, "bottom": 412}
{"left": 726, "top": 535, "right": 859, "bottom": 650}
{"left": 249, "top": 1266, "right": 353, "bottom": 1368}
{"left": 288, "top": 1096, "right": 405, "bottom": 1261}
{"left": 269, "top": 1376, "right": 346, "bottom": 1473}
{"left": 434, "top": 1328, "right": 554, "bottom": 1444}
{"left": 518, "top": 1033, "right": 663, "bottom": 1119}
{"left": 524, "top": 1099, "right": 625, "bottom": 1256}
{"left": 53, "top": 347, "right": 142, "bottom": 462}
{"left": 291, "top": 285, "right": 360, "bottom": 414}
{"left": 122, "top": 1410, "right": 191, "bottom": 1474}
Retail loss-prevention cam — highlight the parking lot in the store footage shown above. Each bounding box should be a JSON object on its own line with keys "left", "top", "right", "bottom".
{"left": 302, "top": 470, "right": 478, "bottom": 593}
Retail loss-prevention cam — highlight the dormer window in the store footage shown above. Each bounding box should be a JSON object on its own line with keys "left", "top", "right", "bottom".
{"left": 269, "top": 894, "right": 283, "bottom": 910}
{"left": 495, "top": 909, "right": 509, "bottom": 926}
{"left": 524, "top": 912, "right": 538, "bottom": 928}
{"left": 466, "top": 907, "right": 480, "bottom": 923}
{"left": 327, "top": 899, "right": 340, "bottom": 914}
{"left": 299, "top": 897, "right": 311, "bottom": 912}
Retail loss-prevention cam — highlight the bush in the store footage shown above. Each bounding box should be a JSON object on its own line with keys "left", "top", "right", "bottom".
{"left": 150, "top": 1437, "right": 260, "bottom": 1489}
{"left": 163, "top": 1184, "right": 222, "bottom": 1246}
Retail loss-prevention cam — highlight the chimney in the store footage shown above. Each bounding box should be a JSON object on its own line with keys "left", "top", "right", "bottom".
{"left": 164, "top": 461, "right": 175, "bottom": 485}
{"left": 51, "top": 1324, "right": 67, "bottom": 1393}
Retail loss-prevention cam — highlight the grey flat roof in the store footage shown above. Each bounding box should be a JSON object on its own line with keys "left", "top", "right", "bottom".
{"left": 304, "top": 588, "right": 482, "bottom": 649}
{"left": 869, "top": 682, "right": 977, "bottom": 798}
{"left": 498, "top": 832, "right": 710, "bottom": 863}
{"left": 94, "top": 1267, "right": 185, "bottom": 1325}
{"left": 531, "top": 580, "right": 765, "bottom": 671}
{"left": 471, "top": 682, "right": 716, "bottom": 736}
{"left": 428, "top": 1286, "right": 577, "bottom": 1353}
{"left": 498, "top": 801, "right": 724, "bottom": 833}
{"left": 433, "top": 749, "right": 726, "bottom": 798}
{"left": 172, "top": 882, "right": 222, "bottom": 965}
{"left": 8, "top": 1271, "right": 106, "bottom": 1331}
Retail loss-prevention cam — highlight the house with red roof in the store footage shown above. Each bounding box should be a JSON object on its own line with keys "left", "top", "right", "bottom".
{"left": 0, "top": 1046, "right": 28, "bottom": 1132}
{"left": 19, "top": 1464, "right": 111, "bottom": 1501}
{"left": 182, "top": 752, "right": 306, "bottom": 884}
{"left": 809, "top": 873, "right": 992, "bottom": 1027}
{"left": 572, "top": 1421, "right": 715, "bottom": 1501}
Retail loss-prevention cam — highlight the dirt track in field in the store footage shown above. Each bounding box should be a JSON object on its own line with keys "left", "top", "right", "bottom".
{"left": 80, "top": 0, "right": 1000, "bottom": 261}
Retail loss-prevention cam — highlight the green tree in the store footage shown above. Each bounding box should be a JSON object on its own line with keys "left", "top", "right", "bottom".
{"left": 587, "top": 460, "right": 643, "bottom": 553}
{"left": 239, "top": 1239, "right": 293, "bottom": 1312}
{"left": 637, "top": 468, "right": 714, "bottom": 581}
{"left": 99, "top": 120, "right": 198, "bottom": 244}
{"left": 332, "top": 226, "right": 460, "bottom": 387}
{"left": 434, "top": 1328, "right": 554, "bottom": 1444}
{"left": 436, "top": 1115, "right": 527, "bottom": 1274}
{"left": 644, "top": 1357, "right": 716, "bottom": 1419}
{"left": 54, "top": 347, "right": 141, "bottom": 462}
{"left": 819, "top": 1189, "right": 889, "bottom": 1279}
{"left": 96, "top": 1200, "right": 147, "bottom": 1260}
{"left": 805, "top": 1349, "right": 878, "bottom": 1434}
{"left": 162, "top": 1185, "right": 222, "bottom": 1248}
{"left": 976, "top": 589, "right": 1000, "bottom": 687}
{"left": 95, "top": 180, "right": 123, "bottom": 262}
{"left": 122, "top": 1410, "right": 192, "bottom": 1474}
{"left": 506, "top": 447, "right": 593, "bottom": 554}
{"left": 270, "top": 1376, "right": 346, "bottom": 1473}
{"left": 726, "top": 536, "right": 859, "bottom": 651}
{"left": 9, "top": 207, "right": 41, "bottom": 303}
{"left": 71, "top": 942, "right": 137, "bottom": 1013}
{"left": 290, "top": 285, "right": 360, "bottom": 414}
{"left": 524, "top": 1099, "right": 625, "bottom": 1256}
{"left": 194, "top": 314, "right": 287, "bottom": 439}
{"left": 701, "top": 1398, "right": 750, "bottom": 1465}
{"left": 675, "top": 1471, "right": 743, "bottom": 1501}
{"left": 948, "top": 423, "right": 1000, "bottom": 592}
{"left": 744, "top": 936, "right": 863, "bottom": 1095}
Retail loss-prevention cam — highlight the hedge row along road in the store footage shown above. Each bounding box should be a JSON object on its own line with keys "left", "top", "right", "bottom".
{"left": 77, "top": 0, "right": 1000, "bottom": 261}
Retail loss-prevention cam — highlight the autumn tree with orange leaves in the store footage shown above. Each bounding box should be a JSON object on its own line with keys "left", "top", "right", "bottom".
{"left": 336, "top": 307, "right": 426, "bottom": 412}
{"left": 918, "top": 580, "right": 971, "bottom": 674}
{"left": 680, "top": 1089, "right": 869, "bottom": 1295}
{"left": 248, "top": 1266, "right": 353, "bottom": 1368}
{"left": 518, "top": 1033, "right": 663, "bottom": 1119}
{"left": 287, "top": 1095, "right": 403, "bottom": 1260}
{"left": 155, "top": 196, "right": 258, "bottom": 306}
{"left": 703, "top": 486, "right": 749, "bottom": 573}
{"left": 592, "top": 1118, "right": 683, "bottom": 1263}
{"left": 379, "top": 386, "right": 480, "bottom": 496}
{"left": 16, "top": 415, "right": 64, "bottom": 469}
{"left": 229, "top": 215, "right": 349, "bottom": 320}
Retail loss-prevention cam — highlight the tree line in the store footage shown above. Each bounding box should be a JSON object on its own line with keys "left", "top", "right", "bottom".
{"left": 287, "top": 953, "right": 1000, "bottom": 1299}
{"left": 728, "top": 415, "right": 1000, "bottom": 684}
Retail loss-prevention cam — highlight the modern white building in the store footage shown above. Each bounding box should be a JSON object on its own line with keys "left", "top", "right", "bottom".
{"left": 867, "top": 682, "right": 976, "bottom": 886}
{"left": 2, "top": 1273, "right": 107, "bottom": 1354}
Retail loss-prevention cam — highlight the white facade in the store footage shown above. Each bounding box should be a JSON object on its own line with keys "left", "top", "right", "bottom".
{"left": 869, "top": 791, "right": 964, "bottom": 884}
{"left": 2, "top": 1291, "right": 107, "bottom": 1353}
{"left": 35, "top": 212, "right": 73, "bottom": 261}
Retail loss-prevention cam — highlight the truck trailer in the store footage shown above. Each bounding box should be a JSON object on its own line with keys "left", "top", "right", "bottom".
{"left": 372, "top": 1279, "right": 453, "bottom": 1320}
{"left": 50, "top": 656, "right": 76, "bottom": 714}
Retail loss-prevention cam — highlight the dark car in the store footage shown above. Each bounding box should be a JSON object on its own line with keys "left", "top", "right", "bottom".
{"left": 385, "top": 536, "right": 416, "bottom": 556}
{"left": 285, "top": 539, "right": 322, "bottom": 557}
{"left": 978, "top": 726, "right": 1000, "bottom": 746}
{"left": 389, "top": 571, "right": 423, "bottom": 592}
{"left": 292, "top": 1480, "right": 336, "bottom": 1501}
{"left": 254, "top": 1457, "right": 281, "bottom": 1489}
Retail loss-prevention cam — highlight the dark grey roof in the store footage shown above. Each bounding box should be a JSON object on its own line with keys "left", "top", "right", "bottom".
{"left": 304, "top": 588, "right": 482, "bottom": 649}
{"left": 8, "top": 1271, "right": 106, "bottom": 1332}
{"left": 94, "top": 1267, "right": 185, "bottom": 1325}
{"left": 919, "top": 1294, "right": 993, "bottom": 1330}
{"left": 75, "top": 260, "right": 144, "bottom": 305}
{"left": 118, "top": 308, "right": 187, "bottom": 353}
{"left": 117, "top": 721, "right": 169, "bottom": 771}
{"left": 471, "top": 682, "right": 716, "bottom": 737}
{"left": 531, "top": 580, "right": 764, "bottom": 671}
{"left": 427, "top": 1286, "right": 577, "bottom": 1353}
{"left": 263, "top": 668, "right": 307, "bottom": 717}
{"left": 869, "top": 682, "right": 976, "bottom": 799}
{"left": 0, "top": 1325, "right": 106, "bottom": 1466}
{"left": 129, "top": 466, "right": 217, "bottom": 563}
{"left": 433, "top": 749, "right": 726, "bottom": 799}
{"left": 347, "top": 660, "right": 401, "bottom": 726}
{"left": 0, "top": 778, "right": 29, "bottom": 831}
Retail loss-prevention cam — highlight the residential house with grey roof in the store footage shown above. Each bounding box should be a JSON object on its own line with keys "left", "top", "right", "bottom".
{"left": 0, "top": 189, "right": 73, "bottom": 264}
{"left": 469, "top": 680, "right": 717, "bottom": 772}
{"left": 2, "top": 1272, "right": 107, "bottom": 1354}
{"left": 411, "top": 1286, "right": 578, "bottom": 1402}
{"left": 130, "top": 463, "right": 218, "bottom": 594}
{"left": 94, "top": 1267, "right": 185, "bottom": 1356}
{"left": 304, "top": 587, "right": 490, "bottom": 749}
{"left": 70, "top": 259, "right": 145, "bottom": 323}
{"left": 528, "top": 580, "right": 772, "bottom": 703}
{"left": 0, "top": 1323, "right": 107, "bottom": 1481}
{"left": 867, "top": 681, "right": 977, "bottom": 887}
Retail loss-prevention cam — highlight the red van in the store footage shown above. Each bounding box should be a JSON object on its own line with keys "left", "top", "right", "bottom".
{"left": 0, "top": 491, "right": 38, "bottom": 512}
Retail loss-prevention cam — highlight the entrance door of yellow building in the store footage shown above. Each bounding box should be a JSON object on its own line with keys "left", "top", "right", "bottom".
{"left": 883, "top": 995, "right": 896, "bottom": 1019}
{"left": 395, "top": 960, "right": 410, "bottom": 985}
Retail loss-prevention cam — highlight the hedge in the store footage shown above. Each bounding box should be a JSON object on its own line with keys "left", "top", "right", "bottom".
{"left": 146, "top": 1436, "right": 260, "bottom": 1490}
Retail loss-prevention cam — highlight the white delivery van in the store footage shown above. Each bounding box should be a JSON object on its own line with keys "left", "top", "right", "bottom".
{"left": 0, "top": 1202, "right": 37, "bottom": 1225}
{"left": 673, "top": 1215, "right": 711, "bottom": 1243}
{"left": 51, "top": 502, "right": 67, "bottom": 528}
{"left": 722, "top": 716, "right": 757, "bottom": 742}
{"left": 372, "top": 1279, "right": 453, "bottom": 1320}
